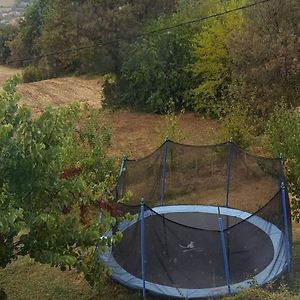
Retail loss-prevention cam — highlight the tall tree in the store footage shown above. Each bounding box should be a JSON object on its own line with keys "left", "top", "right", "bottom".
{"left": 0, "top": 25, "right": 18, "bottom": 64}
{"left": 190, "top": 0, "right": 245, "bottom": 116}
{"left": 9, "top": 0, "right": 177, "bottom": 76}
{"left": 229, "top": 0, "right": 300, "bottom": 115}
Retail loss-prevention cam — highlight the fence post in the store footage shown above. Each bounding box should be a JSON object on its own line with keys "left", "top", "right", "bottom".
{"left": 281, "top": 182, "right": 291, "bottom": 272}
{"left": 160, "top": 139, "right": 169, "bottom": 206}
{"left": 217, "top": 206, "right": 231, "bottom": 296}
{"left": 140, "top": 198, "right": 146, "bottom": 298}
{"left": 225, "top": 139, "right": 233, "bottom": 207}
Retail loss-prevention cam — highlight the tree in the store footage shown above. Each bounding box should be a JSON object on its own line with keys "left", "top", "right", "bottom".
{"left": 0, "top": 25, "right": 18, "bottom": 64}
{"left": 104, "top": 14, "right": 195, "bottom": 113}
{"left": 0, "top": 76, "right": 118, "bottom": 292}
{"left": 8, "top": 0, "right": 177, "bottom": 77}
{"left": 7, "top": 0, "right": 51, "bottom": 67}
{"left": 229, "top": 0, "right": 299, "bottom": 116}
{"left": 191, "top": 0, "right": 245, "bottom": 116}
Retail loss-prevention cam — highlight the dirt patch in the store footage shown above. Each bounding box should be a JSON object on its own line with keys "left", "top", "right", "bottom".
{"left": 18, "top": 77, "right": 102, "bottom": 113}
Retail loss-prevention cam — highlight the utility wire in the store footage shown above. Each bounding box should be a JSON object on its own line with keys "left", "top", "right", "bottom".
{"left": 6, "top": 0, "right": 272, "bottom": 65}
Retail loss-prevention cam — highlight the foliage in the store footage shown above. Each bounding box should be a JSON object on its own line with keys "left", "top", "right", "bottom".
{"left": 7, "top": 0, "right": 50, "bottom": 68}
{"left": 266, "top": 104, "right": 300, "bottom": 221}
{"left": 8, "top": 0, "right": 176, "bottom": 77}
{"left": 229, "top": 0, "right": 300, "bottom": 116}
{"left": 217, "top": 102, "right": 255, "bottom": 149}
{"left": 191, "top": 0, "right": 245, "bottom": 116}
{"left": 0, "top": 76, "right": 118, "bottom": 288}
{"left": 157, "top": 103, "right": 186, "bottom": 145}
{"left": 0, "top": 25, "right": 18, "bottom": 64}
{"left": 22, "top": 65, "right": 46, "bottom": 83}
{"left": 104, "top": 14, "right": 195, "bottom": 113}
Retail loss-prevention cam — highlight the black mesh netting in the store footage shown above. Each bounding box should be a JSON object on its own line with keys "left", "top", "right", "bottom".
{"left": 105, "top": 141, "right": 292, "bottom": 298}
{"left": 115, "top": 141, "right": 282, "bottom": 212}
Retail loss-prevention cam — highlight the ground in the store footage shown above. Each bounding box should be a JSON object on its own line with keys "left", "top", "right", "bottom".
{"left": 0, "top": 65, "right": 299, "bottom": 300}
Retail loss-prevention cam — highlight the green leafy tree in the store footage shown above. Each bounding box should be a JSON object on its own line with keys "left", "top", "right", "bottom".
{"left": 8, "top": 0, "right": 176, "bottom": 78}
{"left": 0, "top": 25, "right": 18, "bottom": 64}
{"left": 7, "top": 0, "right": 51, "bottom": 67}
{"left": 191, "top": 0, "right": 245, "bottom": 115}
{"left": 0, "top": 76, "right": 118, "bottom": 292}
{"left": 104, "top": 14, "right": 195, "bottom": 113}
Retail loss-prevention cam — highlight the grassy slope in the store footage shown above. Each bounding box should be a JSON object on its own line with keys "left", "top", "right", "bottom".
{"left": 0, "top": 67, "right": 300, "bottom": 299}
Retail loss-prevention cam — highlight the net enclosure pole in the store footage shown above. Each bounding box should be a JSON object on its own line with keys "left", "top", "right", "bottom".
{"left": 119, "top": 155, "right": 127, "bottom": 177}
{"left": 160, "top": 140, "right": 169, "bottom": 206}
{"left": 217, "top": 206, "right": 231, "bottom": 296}
{"left": 140, "top": 199, "right": 146, "bottom": 298}
{"left": 281, "top": 182, "right": 291, "bottom": 272}
{"left": 225, "top": 139, "right": 233, "bottom": 207}
{"left": 115, "top": 155, "right": 127, "bottom": 201}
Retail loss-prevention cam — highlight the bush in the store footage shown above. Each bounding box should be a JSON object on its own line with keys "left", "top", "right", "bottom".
{"left": 22, "top": 66, "right": 46, "bottom": 83}
{"left": 218, "top": 102, "right": 255, "bottom": 149}
{"left": 157, "top": 104, "right": 187, "bottom": 145}
{"left": 265, "top": 104, "right": 300, "bottom": 221}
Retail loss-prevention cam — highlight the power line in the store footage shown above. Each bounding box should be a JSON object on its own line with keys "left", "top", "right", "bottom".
{"left": 7, "top": 0, "right": 272, "bottom": 65}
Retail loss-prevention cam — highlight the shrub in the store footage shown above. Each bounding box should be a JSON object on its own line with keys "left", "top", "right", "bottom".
{"left": 157, "top": 104, "right": 187, "bottom": 145}
{"left": 22, "top": 65, "right": 46, "bottom": 83}
{"left": 217, "top": 102, "right": 255, "bottom": 149}
{"left": 265, "top": 104, "right": 300, "bottom": 221}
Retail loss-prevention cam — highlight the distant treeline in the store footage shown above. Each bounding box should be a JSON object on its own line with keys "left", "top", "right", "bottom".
{"left": 0, "top": 0, "right": 299, "bottom": 118}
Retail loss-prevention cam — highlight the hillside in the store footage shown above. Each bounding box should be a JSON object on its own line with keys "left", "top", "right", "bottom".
{"left": 0, "top": 66, "right": 102, "bottom": 111}
{"left": 0, "top": 66, "right": 220, "bottom": 158}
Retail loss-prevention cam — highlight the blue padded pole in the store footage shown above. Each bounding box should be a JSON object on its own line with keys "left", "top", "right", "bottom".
{"left": 160, "top": 140, "right": 169, "bottom": 206}
{"left": 225, "top": 139, "right": 233, "bottom": 207}
{"left": 281, "top": 182, "right": 291, "bottom": 272}
{"left": 217, "top": 206, "right": 231, "bottom": 296}
{"left": 140, "top": 199, "right": 146, "bottom": 299}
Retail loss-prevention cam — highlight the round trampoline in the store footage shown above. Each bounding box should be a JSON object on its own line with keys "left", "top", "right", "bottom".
{"left": 100, "top": 140, "right": 292, "bottom": 299}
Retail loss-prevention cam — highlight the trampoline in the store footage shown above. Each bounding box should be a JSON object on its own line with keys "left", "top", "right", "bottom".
{"left": 100, "top": 140, "right": 292, "bottom": 299}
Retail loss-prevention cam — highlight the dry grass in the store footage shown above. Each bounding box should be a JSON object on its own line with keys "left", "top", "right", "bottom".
{"left": 0, "top": 65, "right": 20, "bottom": 87}
{"left": 107, "top": 110, "right": 220, "bottom": 159}
{"left": 18, "top": 77, "right": 102, "bottom": 113}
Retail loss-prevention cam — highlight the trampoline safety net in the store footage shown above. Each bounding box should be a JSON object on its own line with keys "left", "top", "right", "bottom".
{"left": 101, "top": 140, "right": 292, "bottom": 299}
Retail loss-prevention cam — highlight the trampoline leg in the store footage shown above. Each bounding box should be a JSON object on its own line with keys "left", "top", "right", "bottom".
{"left": 281, "top": 183, "right": 291, "bottom": 272}
{"left": 218, "top": 207, "right": 231, "bottom": 296}
{"left": 140, "top": 199, "right": 146, "bottom": 299}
